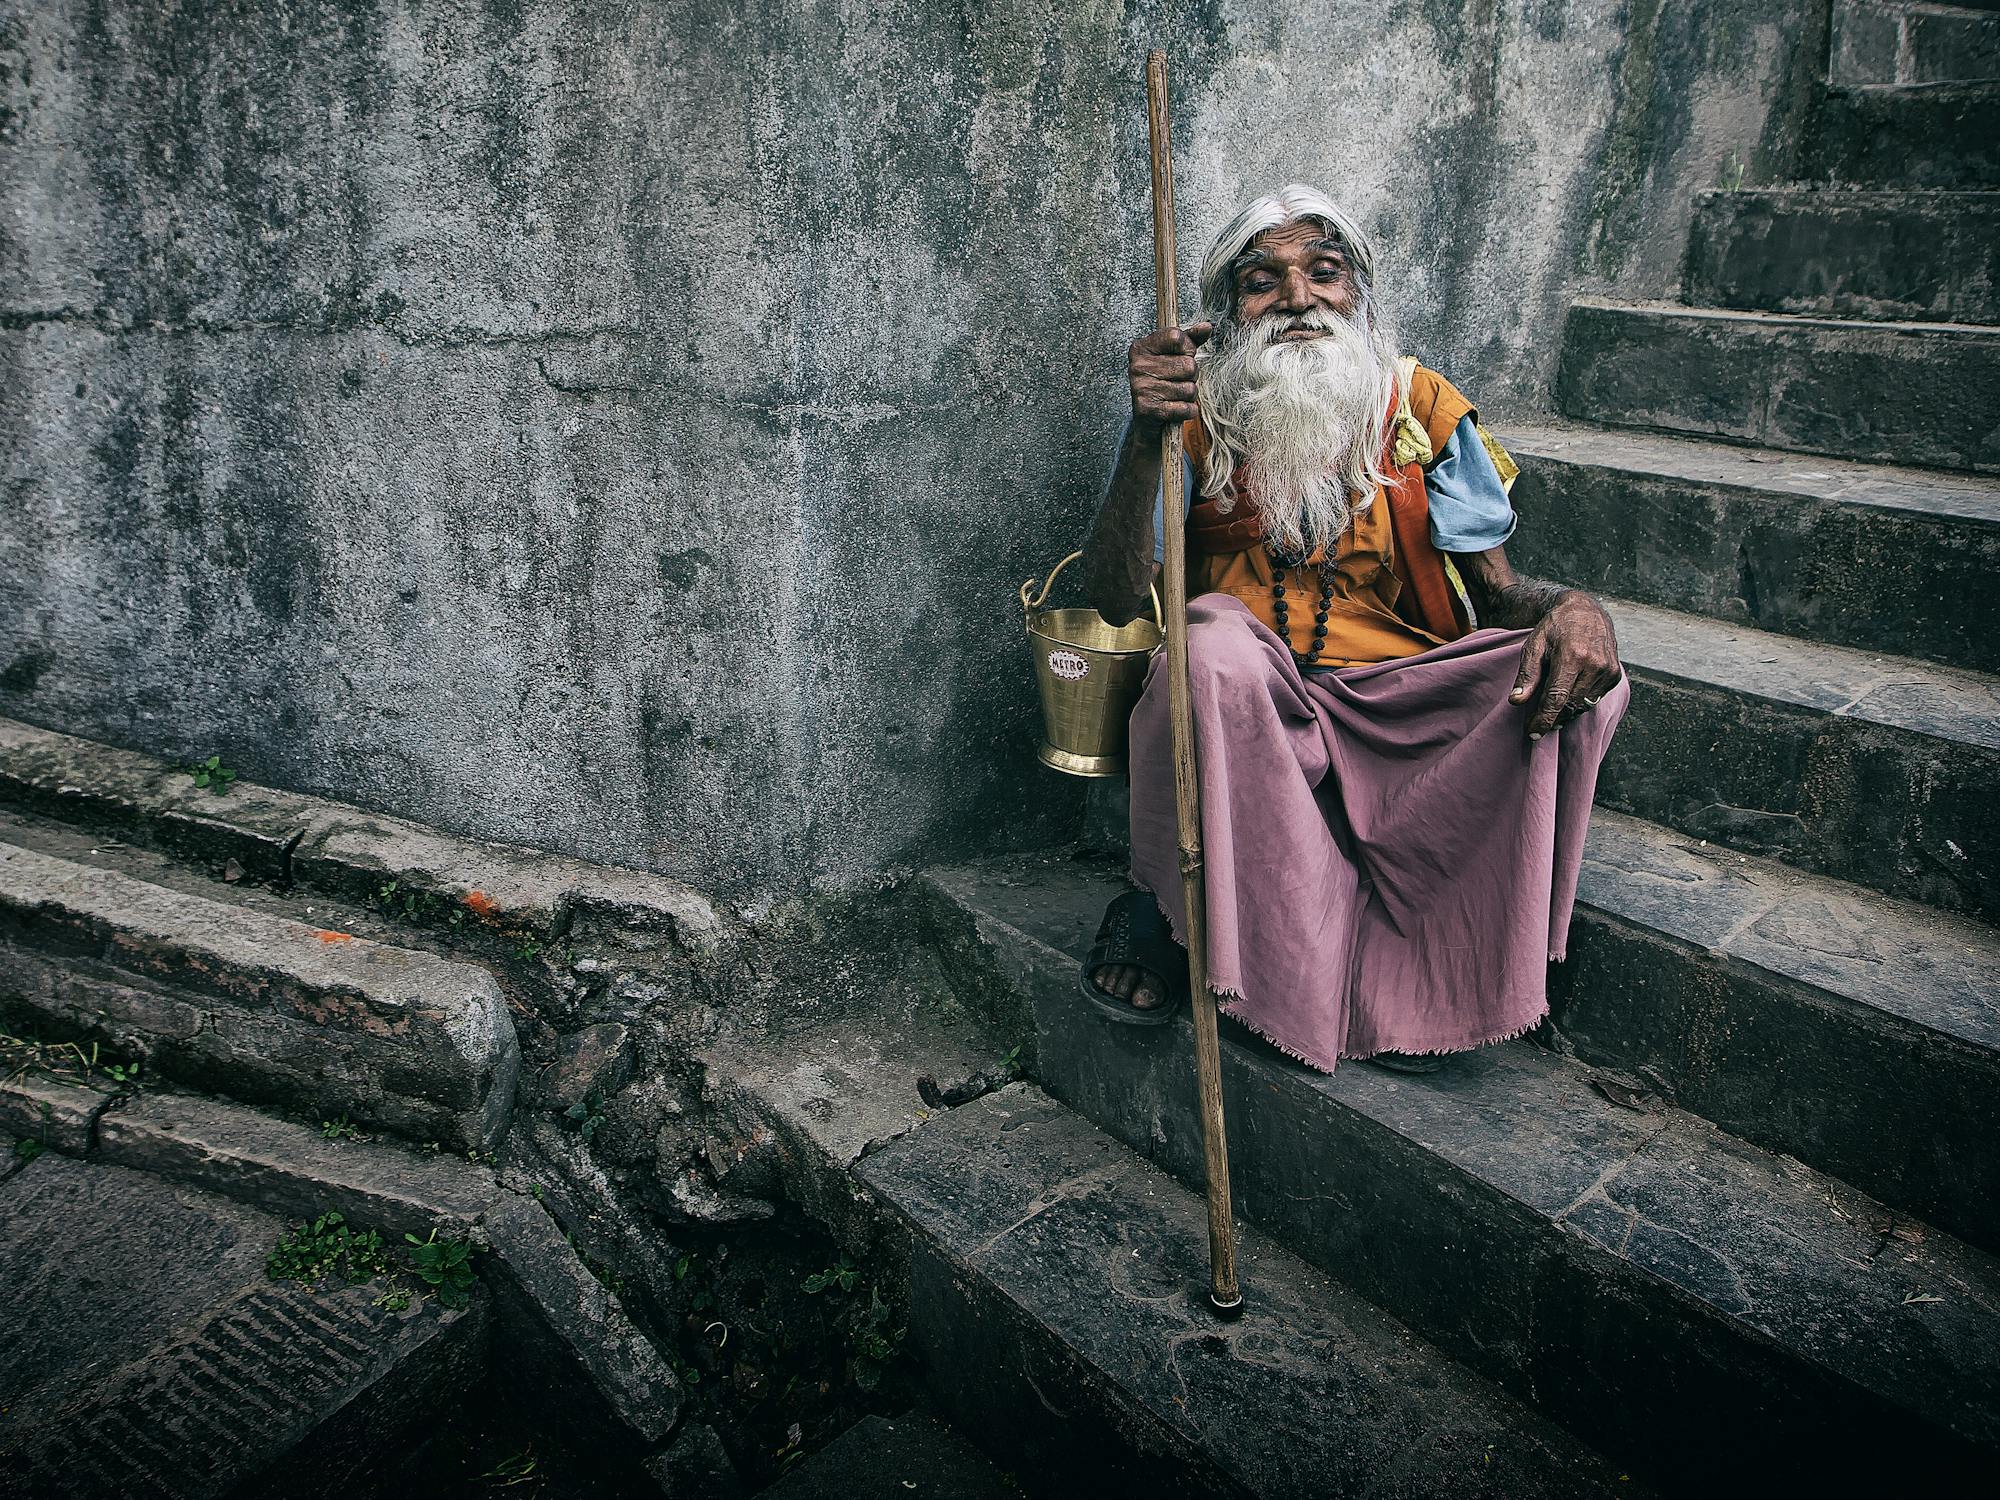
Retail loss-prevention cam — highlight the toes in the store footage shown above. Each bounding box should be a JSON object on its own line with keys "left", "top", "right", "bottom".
{"left": 1092, "top": 964, "right": 1135, "bottom": 1000}
{"left": 1130, "top": 978, "right": 1162, "bottom": 1010}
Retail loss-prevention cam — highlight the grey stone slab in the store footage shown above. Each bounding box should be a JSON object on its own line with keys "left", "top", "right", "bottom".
{"left": 937, "top": 806, "right": 2000, "bottom": 1248}
{"left": 1599, "top": 599, "right": 1999, "bottom": 918}
{"left": 696, "top": 981, "right": 1010, "bottom": 1245}
{"left": 1908, "top": 4, "right": 2000, "bottom": 82}
{"left": 1683, "top": 188, "right": 2000, "bottom": 324}
{"left": 858, "top": 1086, "right": 1634, "bottom": 1499}
{"left": 1605, "top": 600, "right": 2000, "bottom": 750}
{"left": 761, "top": 1412, "right": 1018, "bottom": 1500}
{"left": 642, "top": 1422, "right": 744, "bottom": 1499}
{"left": 1806, "top": 80, "right": 2000, "bottom": 189}
{"left": 483, "top": 1193, "right": 681, "bottom": 1446}
{"left": 1561, "top": 813, "right": 2000, "bottom": 1251}
{"left": 0, "top": 1071, "right": 114, "bottom": 1154}
{"left": 0, "top": 1150, "right": 284, "bottom": 1427}
{"left": 926, "top": 855, "right": 2000, "bottom": 1484}
{"left": 1830, "top": 0, "right": 1908, "bottom": 86}
{"left": 1507, "top": 420, "right": 2000, "bottom": 670}
{"left": 1, "top": 1149, "right": 484, "bottom": 1499}
{"left": 1030, "top": 985, "right": 2000, "bottom": 1490}
{"left": 1578, "top": 812, "right": 2000, "bottom": 1048}
{"left": 1830, "top": 0, "right": 2000, "bottom": 86}
{"left": 0, "top": 716, "right": 725, "bottom": 956}
{"left": 0, "top": 840, "right": 519, "bottom": 1151}
{"left": 95, "top": 1088, "right": 500, "bottom": 1239}
{"left": 1556, "top": 298, "right": 2000, "bottom": 473}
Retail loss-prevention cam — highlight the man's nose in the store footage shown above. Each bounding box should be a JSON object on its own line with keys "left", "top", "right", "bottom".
{"left": 1279, "top": 266, "right": 1314, "bottom": 311}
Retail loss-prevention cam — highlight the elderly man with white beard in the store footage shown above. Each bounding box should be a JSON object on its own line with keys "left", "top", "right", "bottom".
{"left": 1077, "top": 185, "right": 1628, "bottom": 1074}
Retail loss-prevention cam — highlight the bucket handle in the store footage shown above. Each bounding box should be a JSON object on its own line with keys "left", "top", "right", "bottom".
{"left": 1020, "top": 550, "right": 1164, "bottom": 631}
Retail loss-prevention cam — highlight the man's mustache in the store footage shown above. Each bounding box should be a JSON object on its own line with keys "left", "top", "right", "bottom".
{"left": 1268, "top": 307, "right": 1347, "bottom": 335}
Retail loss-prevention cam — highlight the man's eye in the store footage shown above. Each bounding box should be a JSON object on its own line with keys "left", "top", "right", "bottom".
{"left": 1312, "top": 264, "right": 1343, "bottom": 280}
{"left": 1243, "top": 276, "right": 1275, "bottom": 292}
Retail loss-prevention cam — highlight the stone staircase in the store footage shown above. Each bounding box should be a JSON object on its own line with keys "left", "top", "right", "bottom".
{"left": 5, "top": 22, "right": 1996, "bottom": 1494}
{"left": 910, "top": 27, "right": 2000, "bottom": 1497}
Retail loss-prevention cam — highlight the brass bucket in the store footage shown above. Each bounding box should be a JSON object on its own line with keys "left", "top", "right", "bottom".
{"left": 1020, "top": 550, "right": 1164, "bottom": 777}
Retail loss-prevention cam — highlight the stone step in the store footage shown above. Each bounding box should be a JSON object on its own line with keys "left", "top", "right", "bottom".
{"left": 916, "top": 859, "right": 2000, "bottom": 1491}
{"left": 1832, "top": 1, "right": 2000, "bottom": 87}
{"left": 0, "top": 715, "right": 726, "bottom": 965}
{"left": 1556, "top": 297, "right": 2000, "bottom": 474}
{"left": 1683, "top": 187, "right": 2000, "bottom": 323}
{"left": 1806, "top": 80, "right": 2000, "bottom": 188}
{"left": 855, "top": 1084, "right": 1637, "bottom": 1499}
{"left": 1598, "top": 598, "right": 1999, "bottom": 920}
{"left": 1502, "top": 423, "right": 2000, "bottom": 672}
{"left": 0, "top": 834, "right": 521, "bottom": 1152}
{"left": 1560, "top": 809, "right": 2000, "bottom": 1251}
{"left": 0, "top": 1149, "right": 486, "bottom": 1499}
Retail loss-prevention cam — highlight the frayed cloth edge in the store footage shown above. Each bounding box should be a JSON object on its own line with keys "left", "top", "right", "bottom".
{"left": 1128, "top": 873, "right": 1549, "bottom": 1076}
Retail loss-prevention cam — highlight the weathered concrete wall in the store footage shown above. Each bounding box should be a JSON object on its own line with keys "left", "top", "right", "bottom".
{"left": 0, "top": 1, "right": 1826, "bottom": 892}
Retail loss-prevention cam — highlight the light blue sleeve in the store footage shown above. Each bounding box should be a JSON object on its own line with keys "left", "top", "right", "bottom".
{"left": 1425, "top": 414, "right": 1517, "bottom": 554}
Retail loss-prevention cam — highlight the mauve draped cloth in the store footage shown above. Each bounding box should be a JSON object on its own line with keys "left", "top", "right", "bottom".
{"left": 1128, "top": 595, "right": 1629, "bottom": 1070}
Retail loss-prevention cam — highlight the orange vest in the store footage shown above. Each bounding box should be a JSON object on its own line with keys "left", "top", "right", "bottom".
{"left": 1180, "top": 364, "right": 1476, "bottom": 660}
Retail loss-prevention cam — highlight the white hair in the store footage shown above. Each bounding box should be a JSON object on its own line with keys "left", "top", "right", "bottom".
{"left": 1192, "top": 186, "right": 1402, "bottom": 556}
{"left": 1198, "top": 184, "right": 1381, "bottom": 324}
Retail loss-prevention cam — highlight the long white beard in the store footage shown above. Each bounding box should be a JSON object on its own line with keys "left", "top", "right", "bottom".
{"left": 1196, "top": 304, "right": 1401, "bottom": 558}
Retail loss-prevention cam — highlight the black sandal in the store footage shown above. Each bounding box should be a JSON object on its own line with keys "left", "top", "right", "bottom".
{"left": 1078, "top": 890, "right": 1189, "bottom": 1027}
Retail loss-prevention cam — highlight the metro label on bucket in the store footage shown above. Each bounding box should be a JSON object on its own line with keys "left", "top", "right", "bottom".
{"left": 1048, "top": 649, "right": 1090, "bottom": 681}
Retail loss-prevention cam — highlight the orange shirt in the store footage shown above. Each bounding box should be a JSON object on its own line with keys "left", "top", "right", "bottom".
{"left": 1187, "top": 495, "right": 1441, "bottom": 666}
{"left": 1181, "top": 363, "right": 1477, "bottom": 663}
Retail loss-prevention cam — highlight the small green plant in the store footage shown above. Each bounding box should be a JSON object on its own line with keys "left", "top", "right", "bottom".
{"left": 374, "top": 1286, "right": 412, "bottom": 1312}
{"left": 99, "top": 1057, "right": 141, "bottom": 1089}
{"left": 512, "top": 935, "right": 542, "bottom": 961}
{"left": 802, "top": 1254, "right": 860, "bottom": 1295}
{"left": 850, "top": 1286, "right": 905, "bottom": 1390}
{"left": 405, "top": 1228, "right": 478, "bottom": 1310}
{"left": 1718, "top": 147, "right": 1746, "bottom": 193}
{"left": 187, "top": 754, "right": 238, "bottom": 792}
{"left": 999, "top": 1043, "right": 1024, "bottom": 1077}
{"left": 12, "top": 1136, "right": 45, "bottom": 1164}
{"left": 370, "top": 879, "right": 466, "bottom": 928}
{"left": 268, "top": 1212, "right": 395, "bottom": 1289}
{"left": 564, "top": 1230, "right": 626, "bottom": 1297}
{"left": 479, "top": 1449, "right": 540, "bottom": 1488}
{"left": 2, "top": 1031, "right": 146, "bottom": 1093}
{"left": 564, "top": 1089, "right": 606, "bottom": 1142}
{"left": 320, "top": 1113, "right": 361, "bottom": 1141}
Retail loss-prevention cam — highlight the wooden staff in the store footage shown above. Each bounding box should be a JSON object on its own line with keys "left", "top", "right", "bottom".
{"left": 1147, "top": 48, "right": 1242, "bottom": 1316}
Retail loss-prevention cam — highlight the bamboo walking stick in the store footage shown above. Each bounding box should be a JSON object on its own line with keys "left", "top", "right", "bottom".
{"left": 1147, "top": 48, "right": 1243, "bottom": 1316}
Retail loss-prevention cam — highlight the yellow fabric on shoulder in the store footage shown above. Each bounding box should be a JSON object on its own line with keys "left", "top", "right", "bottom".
{"left": 1401, "top": 358, "right": 1477, "bottom": 460}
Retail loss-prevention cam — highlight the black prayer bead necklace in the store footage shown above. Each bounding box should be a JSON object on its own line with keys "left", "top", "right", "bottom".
{"left": 1268, "top": 544, "right": 1336, "bottom": 667}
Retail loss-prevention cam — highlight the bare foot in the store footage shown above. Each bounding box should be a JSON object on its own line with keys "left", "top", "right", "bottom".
{"left": 1090, "top": 962, "right": 1165, "bottom": 1012}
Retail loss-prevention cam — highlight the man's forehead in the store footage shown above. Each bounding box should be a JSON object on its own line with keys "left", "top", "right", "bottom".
{"left": 1237, "top": 219, "right": 1347, "bottom": 265}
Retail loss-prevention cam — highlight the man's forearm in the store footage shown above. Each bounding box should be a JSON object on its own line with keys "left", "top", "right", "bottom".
{"left": 1083, "top": 419, "right": 1164, "bottom": 625}
{"left": 1451, "top": 546, "right": 1571, "bottom": 627}
{"left": 1472, "top": 575, "right": 1572, "bottom": 629}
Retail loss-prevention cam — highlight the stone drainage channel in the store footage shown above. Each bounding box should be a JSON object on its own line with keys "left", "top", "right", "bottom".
{"left": 0, "top": 718, "right": 1027, "bottom": 1498}
{"left": 0, "top": 1036, "right": 966, "bottom": 1498}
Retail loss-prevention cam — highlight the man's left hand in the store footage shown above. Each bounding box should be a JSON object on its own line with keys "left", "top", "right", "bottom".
{"left": 1509, "top": 593, "right": 1622, "bottom": 739}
